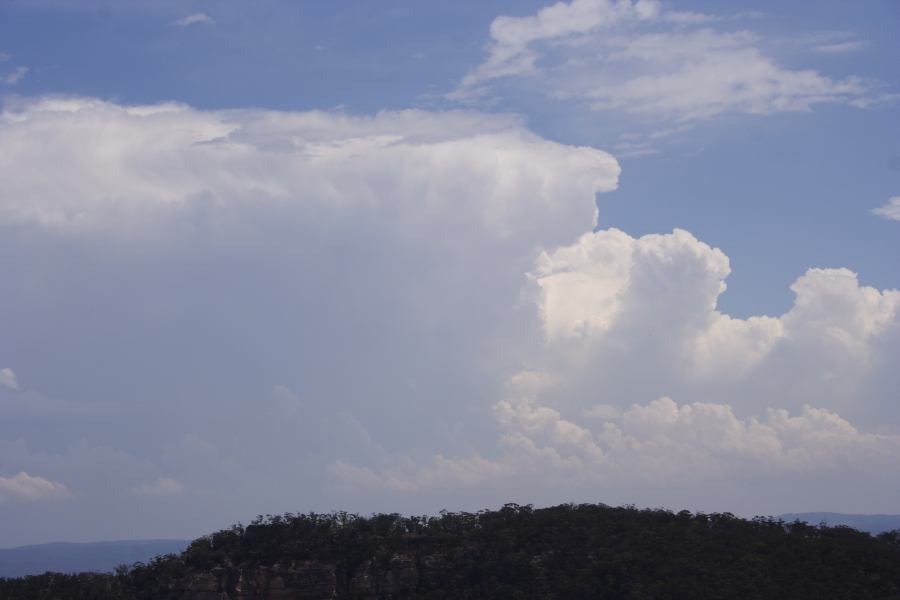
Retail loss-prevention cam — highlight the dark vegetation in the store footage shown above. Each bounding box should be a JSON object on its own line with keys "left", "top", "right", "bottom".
{"left": 2, "top": 503, "right": 900, "bottom": 599}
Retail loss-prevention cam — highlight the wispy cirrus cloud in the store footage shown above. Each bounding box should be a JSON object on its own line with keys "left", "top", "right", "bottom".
{"left": 812, "top": 40, "right": 866, "bottom": 54}
{"left": 873, "top": 197, "right": 900, "bottom": 221}
{"left": 2, "top": 65, "right": 28, "bottom": 85}
{"left": 453, "top": 0, "right": 882, "bottom": 126}
{"left": 131, "top": 477, "right": 184, "bottom": 497}
{"left": 0, "top": 368, "right": 19, "bottom": 391}
{"left": 172, "top": 13, "right": 215, "bottom": 28}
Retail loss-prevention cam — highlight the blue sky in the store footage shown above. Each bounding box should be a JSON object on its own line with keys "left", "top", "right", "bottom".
{"left": 0, "top": 0, "right": 898, "bottom": 546}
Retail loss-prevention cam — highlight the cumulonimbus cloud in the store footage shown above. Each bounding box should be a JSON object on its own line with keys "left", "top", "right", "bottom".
{"left": 1, "top": 96, "right": 898, "bottom": 525}
{"left": 0, "top": 97, "right": 617, "bottom": 243}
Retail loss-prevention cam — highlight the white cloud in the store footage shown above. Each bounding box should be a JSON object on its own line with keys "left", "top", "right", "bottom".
{"left": 531, "top": 227, "right": 741, "bottom": 347}
{"left": 0, "top": 95, "right": 898, "bottom": 529}
{"left": 332, "top": 389, "right": 900, "bottom": 498}
{"left": 781, "top": 268, "right": 899, "bottom": 360}
{"left": 495, "top": 387, "right": 606, "bottom": 464}
{"left": 455, "top": 0, "right": 877, "bottom": 124}
{"left": 811, "top": 41, "right": 866, "bottom": 54}
{"left": 271, "top": 384, "right": 303, "bottom": 416}
{"left": 530, "top": 228, "right": 898, "bottom": 380}
{"left": 0, "top": 97, "right": 617, "bottom": 239}
{"left": 607, "top": 397, "right": 896, "bottom": 472}
{"left": 172, "top": 13, "right": 215, "bottom": 27}
{"left": 584, "top": 404, "right": 620, "bottom": 419}
{"left": 2, "top": 66, "right": 28, "bottom": 85}
{"left": 584, "top": 31, "right": 869, "bottom": 121}
{"left": 130, "top": 477, "right": 184, "bottom": 497}
{"left": 332, "top": 224, "right": 900, "bottom": 510}
{"left": 0, "top": 367, "right": 19, "bottom": 391}
{"left": 0, "top": 472, "right": 69, "bottom": 502}
{"left": 0, "top": 96, "right": 624, "bottom": 531}
{"left": 456, "top": 0, "right": 659, "bottom": 93}
{"left": 873, "top": 196, "right": 900, "bottom": 221}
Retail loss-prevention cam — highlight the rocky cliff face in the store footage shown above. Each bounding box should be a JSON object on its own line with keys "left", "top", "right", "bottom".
{"left": 182, "top": 554, "right": 423, "bottom": 599}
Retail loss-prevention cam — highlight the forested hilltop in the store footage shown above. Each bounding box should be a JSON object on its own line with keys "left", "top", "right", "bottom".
{"left": 3, "top": 503, "right": 900, "bottom": 599}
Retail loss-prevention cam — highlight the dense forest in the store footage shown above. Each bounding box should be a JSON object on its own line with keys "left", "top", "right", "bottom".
{"left": 2, "top": 503, "right": 900, "bottom": 599}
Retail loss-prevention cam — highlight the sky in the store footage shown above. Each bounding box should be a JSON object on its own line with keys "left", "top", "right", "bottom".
{"left": 0, "top": 0, "right": 898, "bottom": 547}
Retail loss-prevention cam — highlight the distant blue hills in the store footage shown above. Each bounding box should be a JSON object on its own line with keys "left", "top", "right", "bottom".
{"left": 778, "top": 513, "right": 900, "bottom": 535}
{"left": 0, "top": 539, "right": 189, "bottom": 578}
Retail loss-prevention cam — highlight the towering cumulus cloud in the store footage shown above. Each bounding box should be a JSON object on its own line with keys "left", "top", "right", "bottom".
{"left": 334, "top": 227, "right": 900, "bottom": 515}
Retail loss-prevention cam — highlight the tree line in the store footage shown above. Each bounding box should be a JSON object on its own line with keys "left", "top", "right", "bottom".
{"left": 2, "top": 503, "right": 899, "bottom": 598}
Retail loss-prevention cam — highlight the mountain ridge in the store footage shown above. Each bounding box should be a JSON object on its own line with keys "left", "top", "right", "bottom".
{"left": 4, "top": 511, "right": 898, "bottom": 580}
{"left": 2, "top": 503, "right": 900, "bottom": 599}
